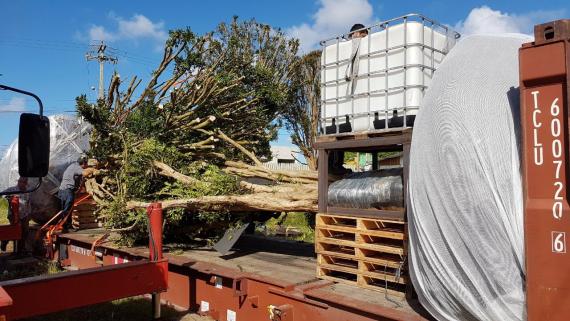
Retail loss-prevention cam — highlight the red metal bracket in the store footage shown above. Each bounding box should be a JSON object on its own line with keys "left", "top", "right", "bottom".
{"left": 232, "top": 277, "right": 248, "bottom": 298}
{"left": 0, "top": 226, "right": 21, "bottom": 244}
{"left": 268, "top": 288, "right": 329, "bottom": 309}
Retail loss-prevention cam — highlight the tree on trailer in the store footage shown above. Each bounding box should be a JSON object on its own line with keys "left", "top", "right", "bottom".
{"left": 76, "top": 18, "right": 318, "bottom": 244}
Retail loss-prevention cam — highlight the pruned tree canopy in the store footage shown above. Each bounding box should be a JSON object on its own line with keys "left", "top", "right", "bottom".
{"left": 281, "top": 50, "right": 321, "bottom": 170}
{"left": 76, "top": 17, "right": 319, "bottom": 245}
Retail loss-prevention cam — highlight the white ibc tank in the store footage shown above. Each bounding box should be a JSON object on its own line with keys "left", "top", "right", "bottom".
{"left": 320, "top": 15, "right": 458, "bottom": 134}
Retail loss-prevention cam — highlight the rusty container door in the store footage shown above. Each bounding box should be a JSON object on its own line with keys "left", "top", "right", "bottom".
{"left": 519, "top": 19, "right": 570, "bottom": 321}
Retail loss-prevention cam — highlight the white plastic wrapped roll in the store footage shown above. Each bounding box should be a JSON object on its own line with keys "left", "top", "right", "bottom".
{"left": 408, "top": 35, "right": 530, "bottom": 321}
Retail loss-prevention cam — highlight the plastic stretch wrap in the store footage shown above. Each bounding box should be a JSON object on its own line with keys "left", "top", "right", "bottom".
{"left": 328, "top": 169, "right": 403, "bottom": 209}
{"left": 0, "top": 115, "right": 91, "bottom": 223}
{"left": 408, "top": 35, "right": 528, "bottom": 321}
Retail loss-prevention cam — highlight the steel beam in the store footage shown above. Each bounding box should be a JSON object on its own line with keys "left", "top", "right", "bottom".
{"left": 0, "top": 260, "right": 168, "bottom": 320}
{"left": 0, "top": 225, "right": 21, "bottom": 243}
{"left": 519, "top": 19, "right": 570, "bottom": 321}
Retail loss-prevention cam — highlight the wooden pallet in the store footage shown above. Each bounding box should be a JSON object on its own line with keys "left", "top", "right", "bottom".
{"left": 71, "top": 197, "right": 102, "bottom": 230}
{"left": 316, "top": 127, "right": 413, "bottom": 143}
{"left": 314, "top": 127, "right": 412, "bottom": 150}
{"left": 315, "top": 213, "right": 407, "bottom": 297}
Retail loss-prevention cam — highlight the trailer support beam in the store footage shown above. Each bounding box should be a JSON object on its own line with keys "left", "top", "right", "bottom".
{"left": 520, "top": 19, "right": 570, "bottom": 321}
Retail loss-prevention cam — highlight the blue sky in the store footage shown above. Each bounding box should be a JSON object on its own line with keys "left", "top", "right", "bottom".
{"left": 0, "top": 0, "right": 568, "bottom": 154}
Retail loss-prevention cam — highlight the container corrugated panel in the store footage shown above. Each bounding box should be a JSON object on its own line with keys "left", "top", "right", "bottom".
{"left": 320, "top": 14, "right": 460, "bottom": 135}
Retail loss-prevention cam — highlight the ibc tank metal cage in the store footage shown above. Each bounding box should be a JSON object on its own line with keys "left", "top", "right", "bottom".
{"left": 319, "top": 13, "right": 460, "bottom": 136}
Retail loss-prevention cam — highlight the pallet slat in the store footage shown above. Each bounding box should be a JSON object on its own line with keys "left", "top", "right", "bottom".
{"left": 318, "top": 268, "right": 406, "bottom": 298}
{"left": 72, "top": 222, "right": 102, "bottom": 229}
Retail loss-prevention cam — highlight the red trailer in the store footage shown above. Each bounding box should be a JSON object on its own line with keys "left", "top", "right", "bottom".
{"left": 0, "top": 203, "right": 168, "bottom": 321}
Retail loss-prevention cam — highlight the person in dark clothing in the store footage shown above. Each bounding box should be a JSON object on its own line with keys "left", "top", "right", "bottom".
{"left": 58, "top": 156, "right": 88, "bottom": 229}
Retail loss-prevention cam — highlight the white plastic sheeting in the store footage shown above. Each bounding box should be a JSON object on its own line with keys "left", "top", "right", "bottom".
{"left": 408, "top": 35, "right": 529, "bottom": 321}
{"left": 0, "top": 115, "right": 91, "bottom": 222}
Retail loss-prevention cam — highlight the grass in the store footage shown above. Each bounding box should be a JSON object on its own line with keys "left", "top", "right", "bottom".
{"left": 21, "top": 297, "right": 200, "bottom": 321}
{"left": 0, "top": 260, "right": 61, "bottom": 282}
{"left": 262, "top": 212, "right": 315, "bottom": 242}
{"left": 0, "top": 198, "right": 8, "bottom": 225}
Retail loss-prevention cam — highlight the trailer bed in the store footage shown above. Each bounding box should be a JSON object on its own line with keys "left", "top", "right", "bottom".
{"left": 58, "top": 230, "right": 430, "bottom": 321}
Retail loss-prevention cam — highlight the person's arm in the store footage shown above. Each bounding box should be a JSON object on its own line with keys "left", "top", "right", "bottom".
{"left": 82, "top": 167, "right": 98, "bottom": 178}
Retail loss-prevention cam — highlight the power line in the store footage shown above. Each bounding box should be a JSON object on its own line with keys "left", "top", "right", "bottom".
{"left": 1, "top": 37, "right": 87, "bottom": 47}
{"left": 1, "top": 38, "right": 157, "bottom": 69}
{"left": 0, "top": 39, "right": 87, "bottom": 53}
{"left": 107, "top": 47, "right": 156, "bottom": 64}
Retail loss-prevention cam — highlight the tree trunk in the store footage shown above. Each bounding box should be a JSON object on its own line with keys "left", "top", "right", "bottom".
{"left": 127, "top": 193, "right": 317, "bottom": 212}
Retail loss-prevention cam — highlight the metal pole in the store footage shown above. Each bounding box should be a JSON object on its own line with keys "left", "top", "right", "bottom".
{"left": 147, "top": 203, "right": 163, "bottom": 319}
{"left": 11, "top": 196, "right": 20, "bottom": 254}
{"left": 152, "top": 293, "right": 161, "bottom": 319}
{"left": 86, "top": 41, "right": 117, "bottom": 101}
{"left": 98, "top": 57, "right": 104, "bottom": 100}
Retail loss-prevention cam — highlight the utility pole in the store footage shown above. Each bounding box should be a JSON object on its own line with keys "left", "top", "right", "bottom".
{"left": 86, "top": 41, "right": 117, "bottom": 100}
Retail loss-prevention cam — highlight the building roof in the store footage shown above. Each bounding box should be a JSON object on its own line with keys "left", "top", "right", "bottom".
{"left": 270, "top": 146, "right": 296, "bottom": 161}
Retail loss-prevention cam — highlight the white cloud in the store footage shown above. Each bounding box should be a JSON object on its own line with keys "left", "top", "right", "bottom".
{"left": 88, "top": 25, "right": 117, "bottom": 42}
{"left": 0, "top": 97, "right": 27, "bottom": 113}
{"left": 288, "top": 3, "right": 566, "bottom": 51}
{"left": 85, "top": 13, "right": 168, "bottom": 44}
{"left": 287, "top": 0, "right": 375, "bottom": 53}
{"left": 455, "top": 6, "right": 566, "bottom": 36}
{"left": 115, "top": 14, "right": 167, "bottom": 41}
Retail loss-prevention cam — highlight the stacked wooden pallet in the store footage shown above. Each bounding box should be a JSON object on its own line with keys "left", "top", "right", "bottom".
{"left": 316, "top": 213, "right": 407, "bottom": 297}
{"left": 71, "top": 198, "right": 102, "bottom": 230}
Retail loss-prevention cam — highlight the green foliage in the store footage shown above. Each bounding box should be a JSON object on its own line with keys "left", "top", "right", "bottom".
{"left": 124, "top": 101, "right": 165, "bottom": 140}
{"left": 23, "top": 297, "right": 189, "bottom": 321}
{"left": 0, "top": 260, "right": 61, "bottom": 282}
{"left": 121, "top": 139, "right": 185, "bottom": 199}
{"left": 378, "top": 151, "right": 400, "bottom": 160}
{"left": 158, "top": 17, "right": 298, "bottom": 161}
{"left": 262, "top": 212, "right": 315, "bottom": 242}
{"left": 77, "top": 17, "right": 301, "bottom": 245}
{"left": 76, "top": 95, "right": 122, "bottom": 158}
{"left": 344, "top": 152, "right": 357, "bottom": 164}
{"left": 103, "top": 140, "right": 244, "bottom": 245}
{"left": 281, "top": 50, "right": 321, "bottom": 170}
{"left": 79, "top": 17, "right": 299, "bottom": 163}
{"left": 159, "top": 163, "right": 242, "bottom": 199}
{"left": 0, "top": 198, "right": 8, "bottom": 225}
